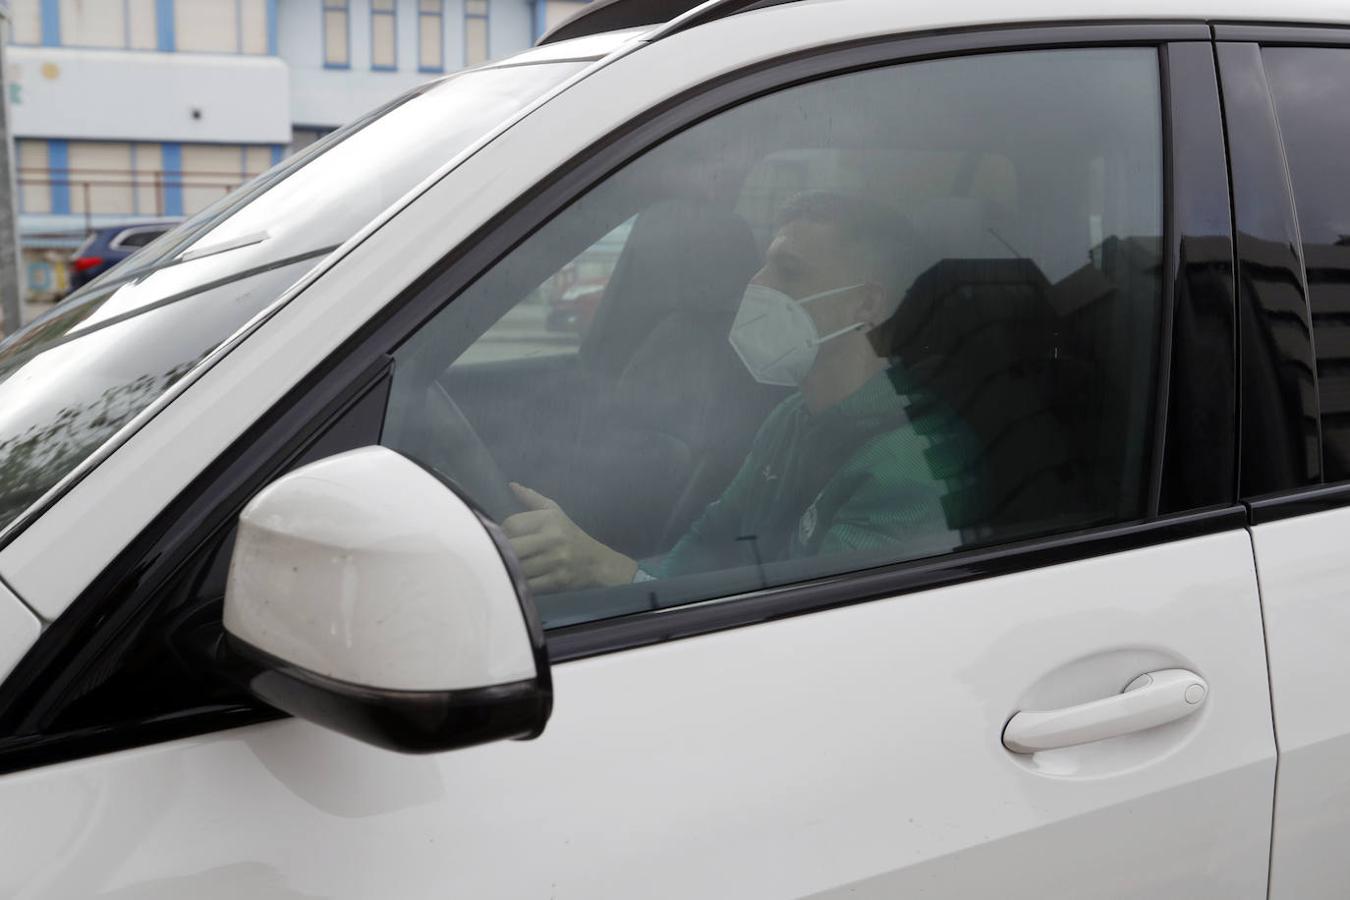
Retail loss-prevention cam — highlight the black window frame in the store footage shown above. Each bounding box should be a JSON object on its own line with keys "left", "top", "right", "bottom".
{"left": 1213, "top": 23, "right": 1350, "bottom": 522}
{"left": 0, "top": 21, "right": 1239, "bottom": 773}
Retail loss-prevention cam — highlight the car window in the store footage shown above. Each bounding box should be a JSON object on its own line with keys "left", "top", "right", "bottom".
{"left": 0, "top": 60, "right": 584, "bottom": 540}
{"left": 115, "top": 229, "right": 167, "bottom": 249}
{"left": 1263, "top": 47, "right": 1350, "bottom": 482}
{"left": 457, "top": 218, "right": 635, "bottom": 365}
{"left": 382, "top": 47, "right": 1166, "bottom": 628}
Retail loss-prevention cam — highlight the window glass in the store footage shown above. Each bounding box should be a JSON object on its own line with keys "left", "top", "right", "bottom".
{"left": 1264, "top": 47, "right": 1350, "bottom": 482}
{"left": 181, "top": 143, "right": 244, "bottom": 216}
{"left": 68, "top": 141, "right": 135, "bottom": 216}
{"left": 457, "top": 218, "right": 634, "bottom": 365}
{"left": 241, "top": 0, "right": 268, "bottom": 55}
{"left": 371, "top": 0, "right": 396, "bottom": 69}
{"left": 174, "top": 0, "right": 241, "bottom": 53}
{"left": 323, "top": 0, "right": 350, "bottom": 67}
{"left": 419, "top": 0, "right": 444, "bottom": 72}
{"left": 9, "top": 0, "right": 42, "bottom": 45}
{"left": 465, "top": 0, "right": 488, "bottom": 66}
{"left": 128, "top": 0, "right": 158, "bottom": 50}
{"left": 383, "top": 48, "right": 1166, "bottom": 628}
{"left": 17, "top": 140, "right": 51, "bottom": 215}
{"left": 244, "top": 145, "right": 273, "bottom": 178}
{"left": 132, "top": 142, "right": 164, "bottom": 215}
{"left": 58, "top": 0, "right": 125, "bottom": 48}
{"left": 117, "top": 228, "right": 169, "bottom": 249}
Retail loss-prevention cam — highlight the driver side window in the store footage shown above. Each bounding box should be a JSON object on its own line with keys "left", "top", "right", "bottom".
{"left": 382, "top": 47, "right": 1167, "bottom": 628}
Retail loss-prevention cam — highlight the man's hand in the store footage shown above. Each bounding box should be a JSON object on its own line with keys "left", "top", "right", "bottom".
{"left": 502, "top": 483, "right": 638, "bottom": 593}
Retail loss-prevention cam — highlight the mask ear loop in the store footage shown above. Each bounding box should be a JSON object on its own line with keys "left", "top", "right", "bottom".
{"left": 797, "top": 283, "right": 870, "bottom": 347}
{"left": 795, "top": 282, "right": 867, "bottom": 307}
{"left": 812, "top": 321, "right": 870, "bottom": 345}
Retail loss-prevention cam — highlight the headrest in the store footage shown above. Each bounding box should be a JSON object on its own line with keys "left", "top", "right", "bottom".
{"left": 581, "top": 199, "right": 759, "bottom": 376}
{"left": 604, "top": 200, "right": 756, "bottom": 312}
{"left": 917, "top": 197, "right": 987, "bottom": 264}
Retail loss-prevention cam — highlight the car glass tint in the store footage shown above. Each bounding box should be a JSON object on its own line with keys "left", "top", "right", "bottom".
{"left": 117, "top": 230, "right": 165, "bottom": 249}
{"left": 1263, "top": 47, "right": 1350, "bottom": 482}
{"left": 382, "top": 48, "right": 1166, "bottom": 628}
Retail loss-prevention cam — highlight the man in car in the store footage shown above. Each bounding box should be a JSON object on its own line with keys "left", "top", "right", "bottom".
{"left": 503, "top": 190, "right": 978, "bottom": 593}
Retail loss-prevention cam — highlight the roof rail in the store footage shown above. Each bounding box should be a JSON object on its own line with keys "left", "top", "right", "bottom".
{"left": 538, "top": 0, "right": 794, "bottom": 46}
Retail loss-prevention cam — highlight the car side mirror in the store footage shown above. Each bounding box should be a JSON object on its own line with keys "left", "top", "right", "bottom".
{"left": 217, "top": 446, "right": 550, "bottom": 753}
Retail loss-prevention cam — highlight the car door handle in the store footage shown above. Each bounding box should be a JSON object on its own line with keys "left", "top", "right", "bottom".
{"left": 1002, "top": 668, "right": 1208, "bottom": 754}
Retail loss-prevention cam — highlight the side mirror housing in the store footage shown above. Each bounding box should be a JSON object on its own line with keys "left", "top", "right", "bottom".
{"left": 219, "top": 446, "right": 550, "bottom": 752}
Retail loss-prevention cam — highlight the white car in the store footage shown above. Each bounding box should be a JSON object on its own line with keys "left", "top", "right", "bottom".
{"left": 1, "top": 0, "right": 1349, "bottom": 896}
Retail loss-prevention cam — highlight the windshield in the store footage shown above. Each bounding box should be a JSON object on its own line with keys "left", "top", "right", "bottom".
{"left": 0, "top": 60, "right": 585, "bottom": 538}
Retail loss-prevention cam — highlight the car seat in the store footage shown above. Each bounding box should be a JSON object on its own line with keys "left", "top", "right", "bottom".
{"left": 551, "top": 199, "right": 781, "bottom": 558}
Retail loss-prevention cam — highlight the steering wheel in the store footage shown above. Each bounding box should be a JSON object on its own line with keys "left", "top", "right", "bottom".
{"left": 417, "top": 381, "right": 524, "bottom": 522}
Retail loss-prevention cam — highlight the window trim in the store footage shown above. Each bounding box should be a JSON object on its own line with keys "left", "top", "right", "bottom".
{"left": 322, "top": 0, "right": 351, "bottom": 70}
{"left": 463, "top": 0, "right": 490, "bottom": 67}
{"left": 370, "top": 0, "right": 398, "bottom": 72}
{"left": 419, "top": 0, "right": 446, "bottom": 73}
{"left": 1215, "top": 24, "right": 1350, "bottom": 522}
{"left": 549, "top": 505, "right": 1248, "bottom": 662}
{"left": 1221, "top": 41, "right": 1321, "bottom": 501}
{"left": 0, "top": 21, "right": 1233, "bottom": 774}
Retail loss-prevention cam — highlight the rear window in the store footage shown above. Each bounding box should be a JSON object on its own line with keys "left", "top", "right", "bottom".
{"left": 115, "top": 229, "right": 168, "bottom": 249}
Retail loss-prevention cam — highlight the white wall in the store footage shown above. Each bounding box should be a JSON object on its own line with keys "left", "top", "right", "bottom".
{"left": 8, "top": 46, "right": 291, "bottom": 144}
{"left": 281, "top": 0, "right": 430, "bottom": 128}
{"left": 489, "top": 0, "right": 531, "bottom": 60}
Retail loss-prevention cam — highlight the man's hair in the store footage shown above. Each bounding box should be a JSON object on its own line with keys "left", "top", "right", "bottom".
{"left": 776, "top": 190, "right": 924, "bottom": 308}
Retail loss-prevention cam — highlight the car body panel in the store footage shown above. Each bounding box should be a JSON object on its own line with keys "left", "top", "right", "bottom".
{"left": 0, "top": 6, "right": 1321, "bottom": 897}
{"left": 1252, "top": 508, "right": 1350, "bottom": 898}
{"left": 0, "top": 531, "right": 1273, "bottom": 898}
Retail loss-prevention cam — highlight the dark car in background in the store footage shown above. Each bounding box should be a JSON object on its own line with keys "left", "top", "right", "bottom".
{"left": 68, "top": 221, "right": 179, "bottom": 293}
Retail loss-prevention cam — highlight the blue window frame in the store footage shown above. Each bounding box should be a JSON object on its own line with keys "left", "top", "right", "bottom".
{"left": 156, "top": 0, "right": 175, "bottom": 51}
{"left": 41, "top": 0, "right": 61, "bottom": 46}
{"left": 418, "top": 0, "right": 444, "bottom": 73}
{"left": 323, "top": 0, "right": 350, "bottom": 68}
{"left": 48, "top": 140, "right": 71, "bottom": 216}
{"left": 371, "top": 0, "right": 397, "bottom": 71}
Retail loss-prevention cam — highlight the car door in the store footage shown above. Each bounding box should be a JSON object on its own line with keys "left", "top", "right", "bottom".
{"left": 1216, "top": 27, "right": 1350, "bottom": 899}
{"left": 0, "top": 22, "right": 1275, "bottom": 900}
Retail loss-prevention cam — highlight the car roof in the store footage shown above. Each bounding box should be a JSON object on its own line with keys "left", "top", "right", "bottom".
{"left": 555, "top": 0, "right": 1350, "bottom": 47}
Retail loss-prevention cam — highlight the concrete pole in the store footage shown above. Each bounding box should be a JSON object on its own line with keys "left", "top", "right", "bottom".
{"left": 0, "top": 11, "right": 23, "bottom": 336}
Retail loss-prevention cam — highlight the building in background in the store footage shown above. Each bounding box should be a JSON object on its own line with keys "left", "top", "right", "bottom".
{"left": 5, "top": 0, "right": 591, "bottom": 300}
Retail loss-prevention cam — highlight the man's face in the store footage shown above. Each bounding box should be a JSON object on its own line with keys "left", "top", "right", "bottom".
{"left": 750, "top": 218, "right": 875, "bottom": 337}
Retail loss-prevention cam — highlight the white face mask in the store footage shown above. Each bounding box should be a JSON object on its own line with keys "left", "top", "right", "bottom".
{"left": 728, "top": 282, "right": 867, "bottom": 386}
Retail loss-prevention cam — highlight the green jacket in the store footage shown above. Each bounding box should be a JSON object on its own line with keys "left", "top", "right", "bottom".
{"left": 649, "top": 365, "right": 980, "bottom": 580}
